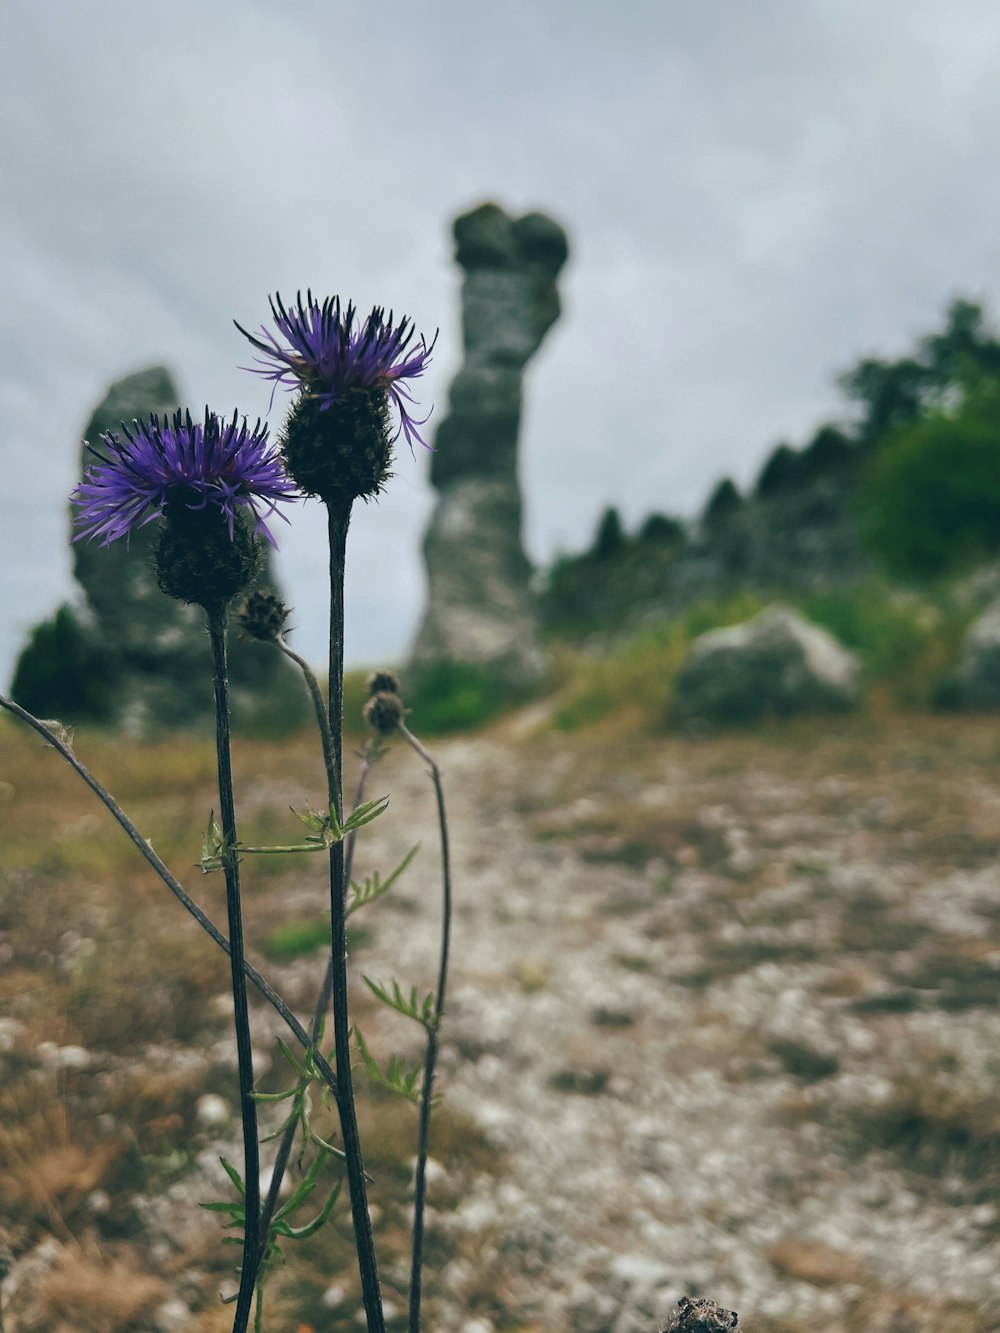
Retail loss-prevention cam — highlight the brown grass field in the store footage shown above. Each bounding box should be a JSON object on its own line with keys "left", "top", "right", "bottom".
{"left": 1, "top": 709, "right": 999, "bottom": 1331}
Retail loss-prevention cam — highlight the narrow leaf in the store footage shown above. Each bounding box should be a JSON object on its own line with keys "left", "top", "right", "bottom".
{"left": 219, "top": 1157, "right": 246, "bottom": 1198}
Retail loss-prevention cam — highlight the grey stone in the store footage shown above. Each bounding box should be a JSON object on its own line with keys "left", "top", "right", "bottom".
{"left": 671, "top": 604, "right": 861, "bottom": 724}
{"left": 951, "top": 596, "right": 1000, "bottom": 707}
{"left": 14, "top": 366, "right": 308, "bottom": 734}
{"left": 410, "top": 202, "right": 568, "bottom": 688}
{"left": 153, "top": 1299, "right": 192, "bottom": 1332}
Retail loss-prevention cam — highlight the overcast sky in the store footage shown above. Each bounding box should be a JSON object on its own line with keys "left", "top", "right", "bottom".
{"left": 4, "top": 0, "right": 1000, "bottom": 686}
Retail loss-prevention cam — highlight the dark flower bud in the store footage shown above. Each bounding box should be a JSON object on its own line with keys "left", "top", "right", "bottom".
{"left": 237, "top": 590, "right": 291, "bottom": 643}
{"left": 280, "top": 387, "right": 393, "bottom": 505}
{"left": 363, "top": 690, "right": 404, "bottom": 735}
{"left": 366, "top": 669, "right": 401, "bottom": 697}
{"left": 153, "top": 497, "right": 263, "bottom": 610}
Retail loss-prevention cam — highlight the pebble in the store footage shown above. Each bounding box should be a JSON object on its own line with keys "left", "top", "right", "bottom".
{"left": 196, "top": 1093, "right": 230, "bottom": 1128}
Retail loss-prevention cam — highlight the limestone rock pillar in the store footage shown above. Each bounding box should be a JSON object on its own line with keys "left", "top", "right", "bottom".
{"left": 409, "top": 202, "right": 568, "bottom": 688}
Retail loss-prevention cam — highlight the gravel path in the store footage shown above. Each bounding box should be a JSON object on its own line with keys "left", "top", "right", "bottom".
{"left": 4, "top": 718, "right": 999, "bottom": 1332}
{"left": 341, "top": 725, "right": 1000, "bottom": 1332}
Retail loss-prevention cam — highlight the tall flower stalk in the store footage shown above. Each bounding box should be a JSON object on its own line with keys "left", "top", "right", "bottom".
{"left": 362, "top": 682, "right": 453, "bottom": 1333}
{"left": 72, "top": 407, "right": 297, "bottom": 1333}
{"left": 206, "top": 603, "right": 261, "bottom": 1332}
{"left": 398, "top": 720, "right": 452, "bottom": 1333}
{"left": 239, "top": 291, "right": 434, "bottom": 1332}
{"left": 326, "top": 501, "right": 383, "bottom": 1330}
{"left": 236, "top": 592, "right": 386, "bottom": 1314}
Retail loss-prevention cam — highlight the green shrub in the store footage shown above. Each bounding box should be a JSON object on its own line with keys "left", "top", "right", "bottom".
{"left": 550, "top": 583, "right": 974, "bottom": 730}
{"left": 799, "top": 584, "right": 934, "bottom": 680}
{"left": 780, "top": 583, "right": 971, "bottom": 709}
{"left": 590, "top": 506, "right": 627, "bottom": 561}
{"left": 551, "top": 592, "right": 766, "bottom": 731}
{"left": 859, "top": 379, "right": 1000, "bottom": 579}
{"left": 701, "top": 478, "right": 743, "bottom": 528}
{"left": 636, "top": 512, "right": 685, "bottom": 546}
{"left": 754, "top": 443, "right": 801, "bottom": 496}
{"left": 405, "top": 660, "right": 514, "bottom": 734}
{"left": 10, "top": 604, "right": 114, "bottom": 722}
{"left": 265, "top": 916, "right": 372, "bottom": 962}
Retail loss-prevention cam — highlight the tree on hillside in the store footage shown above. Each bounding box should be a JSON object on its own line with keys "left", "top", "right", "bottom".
{"left": 754, "top": 443, "right": 801, "bottom": 496}
{"left": 702, "top": 477, "right": 744, "bottom": 527}
{"left": 798, "top": 425, "right": 856, "bottom": 478}
{"left": 839, "top": 356, "right": 929, "bottom": 446}
{"left": 920, "top": 298, "right": 1000, "bottom": 384}
{"left": 859, "top": 377, "right": 1000, "bottom": 579}
{"left": 637, "top": 512, "right": 685, "bottom": 546}
{"left": 10, "top": 604, "right": 113, "bottom": 722}
{"left": 840, "top": 299, "right": 1000, "bottom": 449}
{"left": 590, "top": 506, "right": 627, "bottom": 560}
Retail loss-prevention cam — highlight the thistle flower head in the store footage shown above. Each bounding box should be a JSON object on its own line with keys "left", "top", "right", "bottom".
{"left": 236, "top": 292, "right": 436, "bottom": 454}
{"left": 72, "top": 408, "right": 297, "bottom": 549}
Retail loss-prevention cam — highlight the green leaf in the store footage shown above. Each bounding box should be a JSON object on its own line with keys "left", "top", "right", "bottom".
{"left": 307, "top": 1124, "right": 347, "bottom": 1160}
{"left": 347, "top": 844, "right": 419, "bottom": 917}
{"left": 273, "top": 1153, "right": 324, "bottom": 1220}
{"left": 276, "top": 1037, "right": 308, "bottom": 1077}
{"left": 250, "top": 1086, "right": 299, "bottom": 1103}
{"left": 279, "top": 1181, "right": 342, "bottom": 1240}
{"left": 200, "top": 809, "right": 226, "bottom": 873}
{"left": 260, "top": 1107, "right": 299, "bottom": 1143}
{"left": 200, "top": 1201, "right": 245, "bottom": 1217}
{"left": 291, "top": 804, "right": 329, "bottom": 833}
{"left": 219, "top": 1156, "right": 247, "bottom": 1198}
{"left": 354, "top": 1028, "right": 422, "bottom": 1105}
{"left": 363, "top": 976, "right": 437, "bottom": 1028}
{"left": 341, "top": 794, "right": 390, "bottom": 835}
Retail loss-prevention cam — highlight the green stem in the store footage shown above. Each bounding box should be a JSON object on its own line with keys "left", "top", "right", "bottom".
{"left": 399, "top": 726, "right": 453, "bottom": 1333}
{"left": 256, "top": 727, "right": 375, "bottom": 1277}
{"left": 326, "top": 503, "right": 385, "bottom": 1333}
{"left": 277, "top": 635, "right": 337, "bottom": 793}
{"left": 207, "top": 605, "right": 260, "bottom": 1333}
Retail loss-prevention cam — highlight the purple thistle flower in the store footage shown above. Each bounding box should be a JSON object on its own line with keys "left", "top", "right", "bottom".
{"left": 72, "top": 409, "right": 297, "bottom": 548}
{"left": 235, "top": 291, "right": 437, "bottom": 452}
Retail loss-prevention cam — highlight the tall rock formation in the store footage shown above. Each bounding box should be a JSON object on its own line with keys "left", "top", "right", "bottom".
{"left": 409, "top": 201, "right": 568, "bottom": 688}
{"left": 12, "top": 367, "right": 307, "bottom": 734}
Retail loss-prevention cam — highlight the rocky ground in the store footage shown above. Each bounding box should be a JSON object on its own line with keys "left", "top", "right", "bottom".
{"left": 2, "top": 712, "right": 1000, "bottom": 1330}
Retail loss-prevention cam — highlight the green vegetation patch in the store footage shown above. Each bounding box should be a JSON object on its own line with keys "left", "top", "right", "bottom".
{"left": 264, "top": 916, "right": 373, "bottom": 962}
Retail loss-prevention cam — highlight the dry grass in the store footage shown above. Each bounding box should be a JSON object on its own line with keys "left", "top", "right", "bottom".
{"left": 0, "top": 717, "right": 500, "bottom": 1328}
{"left": 3, "top": 710, "right": 1000, "bottom": 1327}
{"left": 10, "top": 1238, "right": 166, "bottom": 1333}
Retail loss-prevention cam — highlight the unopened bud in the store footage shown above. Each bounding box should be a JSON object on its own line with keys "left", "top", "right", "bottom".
{"left": 237, "top": 590, "right": 290, "bottom": 643}
{"left": 366, "top": 669, "right": 401, "bottom": 697}
{"left": 363, "top": 690, "right": 404, "bottom": 735}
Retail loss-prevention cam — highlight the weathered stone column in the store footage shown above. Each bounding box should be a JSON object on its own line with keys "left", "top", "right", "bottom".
{"left": 13, "top": 366, "right": 307, "bottom": 734}
{"left": 409, "top": 201, "right": 568, "bottom": 689}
